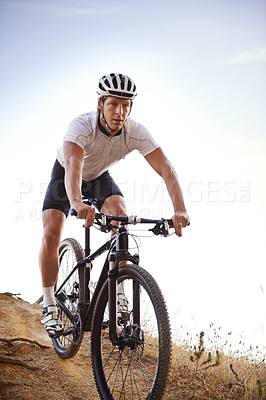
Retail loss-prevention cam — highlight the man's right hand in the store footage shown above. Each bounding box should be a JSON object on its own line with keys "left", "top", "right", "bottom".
{"left": 71, "top": 202, "right": 95, "bottom": 228}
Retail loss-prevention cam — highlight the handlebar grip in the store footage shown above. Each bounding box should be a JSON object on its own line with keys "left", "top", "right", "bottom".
{"left": 71, "top": 209, "right": 77, "bottom": 216}
{"left": 168, "top": 219, "right": 190, "bottom": 227}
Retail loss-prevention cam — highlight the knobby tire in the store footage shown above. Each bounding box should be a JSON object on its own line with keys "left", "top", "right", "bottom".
{"left": 53, "top": 238, "right": 85, "bottom": 359}
{"left": 91, "top": 264, "right": 172, "bottom": 400}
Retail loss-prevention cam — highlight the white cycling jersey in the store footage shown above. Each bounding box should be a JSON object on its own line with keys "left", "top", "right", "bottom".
{"left": 57, "top": 111, "right": 159, "bottom": 181}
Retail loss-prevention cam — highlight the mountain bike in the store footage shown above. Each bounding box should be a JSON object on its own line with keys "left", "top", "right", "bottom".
{"left": 53, "top": 198, "right": 172, "bottom": 399}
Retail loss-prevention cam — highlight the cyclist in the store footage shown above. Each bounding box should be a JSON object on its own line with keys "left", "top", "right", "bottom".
{"left": 40, "top": 73, "right": 190, "bottom": 336}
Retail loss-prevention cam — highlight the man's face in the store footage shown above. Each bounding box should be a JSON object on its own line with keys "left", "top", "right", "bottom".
{"left": 99, "top": 96, "right": 131, "bottom": 134}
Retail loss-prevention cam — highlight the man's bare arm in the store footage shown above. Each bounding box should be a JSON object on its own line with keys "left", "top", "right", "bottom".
{"left": 145, "top": 147, "right": 189, "bottom": 236}
{"left": 63, "top": 141, "right": 95, "bottom": 227}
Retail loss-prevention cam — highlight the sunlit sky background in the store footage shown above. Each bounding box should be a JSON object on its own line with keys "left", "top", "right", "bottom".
{"left": 1, "top": 0, "right": 265, "bottom": 354}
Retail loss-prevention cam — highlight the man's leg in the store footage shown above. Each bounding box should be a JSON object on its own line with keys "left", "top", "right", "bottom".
{"left": 39, "top": 209, "right": 66, "bottom": 288}
{"left": 39, "top": 209, "right": 65, "bottom": 336}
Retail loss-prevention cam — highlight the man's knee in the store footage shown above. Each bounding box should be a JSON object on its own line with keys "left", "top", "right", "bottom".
{"left": 101, "top": 195, "right": 126, "bottom": 216}
{"left": 42, "top": 227, "right": 61, "bottom": 250}
{"left": 41, "top": 209, "right": 65, "bottom": 250}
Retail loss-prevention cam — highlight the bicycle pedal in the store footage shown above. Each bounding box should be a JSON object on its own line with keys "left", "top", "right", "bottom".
{"left": 48, "top": 329, "right": 64, "bottom": 338}
{"left": 62, "top": 326, "right": 75, "bottom": 336}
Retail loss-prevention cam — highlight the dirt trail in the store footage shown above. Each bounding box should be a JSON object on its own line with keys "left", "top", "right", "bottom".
{"left": 0, "top": 293, "right": 98, "bottom": 399}
{"left": 1, "top": 293, "right": 263, "bottom": 399}
{"left": 0, "top": 293, "right": 199, "bottom": 399}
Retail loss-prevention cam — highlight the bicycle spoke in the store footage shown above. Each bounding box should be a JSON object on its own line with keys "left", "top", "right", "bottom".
{"left": 52, "top": 239, "right": 84, "bottom": 359}
{"left": 92, "top": 264, "right": 171, "bottom": 399}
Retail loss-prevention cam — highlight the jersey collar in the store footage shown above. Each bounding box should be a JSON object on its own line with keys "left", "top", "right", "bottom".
{"left": 98, "top": 117, "right": 122, "bottom": 137}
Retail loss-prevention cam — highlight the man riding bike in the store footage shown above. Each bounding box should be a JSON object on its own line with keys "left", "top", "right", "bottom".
{"left": 40, "top": 73, "right": 190, "bottom": 336}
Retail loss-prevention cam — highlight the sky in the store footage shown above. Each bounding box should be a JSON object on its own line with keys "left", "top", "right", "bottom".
{"left": 0, "top": 0, "right": 265, "bottom": 355}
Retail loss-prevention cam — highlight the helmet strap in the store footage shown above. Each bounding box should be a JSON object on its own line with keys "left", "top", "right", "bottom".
{"left": 100, "top": 111, "right": 117, "bottom": 134}
{"left": 97, "top": 98, "right": 116, "bottom": 133}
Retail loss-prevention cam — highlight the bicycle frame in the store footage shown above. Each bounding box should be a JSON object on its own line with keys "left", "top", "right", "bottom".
{"left": 55, "top": 223, "right": 139, "bottom": 343}
{"left": 53, "top": 209, "right": 174, "bottom": 399}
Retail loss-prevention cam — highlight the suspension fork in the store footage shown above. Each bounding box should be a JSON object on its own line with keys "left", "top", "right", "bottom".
{"left": 108, "top": 226, "right": 140, "bottom": 344}
{"left": 108, "top": 226, "right": 128, "bottom": 344}
{"left": 133, "top": 280, "right": 140, "bottom": 326}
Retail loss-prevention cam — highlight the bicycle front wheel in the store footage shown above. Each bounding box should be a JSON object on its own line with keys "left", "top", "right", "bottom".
{"left": 53, "top": 238, "right": 84, "bottom": 359}
{"left": 91, "top": 264, "right": 171, "bottom": 400}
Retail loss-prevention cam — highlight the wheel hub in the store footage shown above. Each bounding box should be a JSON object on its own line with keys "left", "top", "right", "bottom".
{"left": 118, "top": 324, "right": 144, "bottom": 351}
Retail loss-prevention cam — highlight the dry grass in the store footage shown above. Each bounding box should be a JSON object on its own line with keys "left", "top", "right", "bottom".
{"left": 1, "top": 293, "right": 264, "bottom": 399}
{"left": 166, "top": 328, "right": 266, "bottom": 400}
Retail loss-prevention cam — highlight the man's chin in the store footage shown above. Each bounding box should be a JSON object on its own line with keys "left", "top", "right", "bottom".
{"left": 111, "top": 123, "right": 123, "bottom": 131}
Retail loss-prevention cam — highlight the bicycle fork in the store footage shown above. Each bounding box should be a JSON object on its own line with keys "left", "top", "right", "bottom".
{"left": 108, "top": 226, "right": 140, "bottom": 345}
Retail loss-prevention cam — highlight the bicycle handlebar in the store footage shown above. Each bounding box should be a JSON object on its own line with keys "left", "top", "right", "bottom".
{"left": 70, "top": 209, "right": 173, "bottom": 236}
{"left": 71, "top": 209, "right": 172, "bottom": 225}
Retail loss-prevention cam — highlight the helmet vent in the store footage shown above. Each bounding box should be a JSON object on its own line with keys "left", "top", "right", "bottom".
{"left": 103, "top": 76, "right": 111, "bottom": 88}
{"left": 112, "top": 76, "right": 118, "bottom": 89}
{"left": 97, "top": 73, "right": 137, "bottom": 100}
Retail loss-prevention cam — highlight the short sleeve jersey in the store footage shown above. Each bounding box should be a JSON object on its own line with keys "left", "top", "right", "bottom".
{"left": 57, "top": 111, "right": 159, "bottom": 181}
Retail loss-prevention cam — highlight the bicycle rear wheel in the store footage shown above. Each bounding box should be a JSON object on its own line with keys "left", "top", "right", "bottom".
{"left": 91, "top": 264, "right": 171, "bottom": 400}
{"left": 53, "top": 238, "right": 84, "bottom": 359}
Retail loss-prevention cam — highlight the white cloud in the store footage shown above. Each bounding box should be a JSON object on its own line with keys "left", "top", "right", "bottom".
{"left": 225, "top": 47, "right": 266, "bottom": 64}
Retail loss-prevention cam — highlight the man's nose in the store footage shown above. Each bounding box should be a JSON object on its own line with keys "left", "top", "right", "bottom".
{"left": 115, "top": 105, "right": 124, "bottom": 114}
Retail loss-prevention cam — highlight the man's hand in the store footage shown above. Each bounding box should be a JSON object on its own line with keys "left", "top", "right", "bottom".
{"left": 71, "top": 202, "right": 95, "bottom": 228}
{"left": 171, "top": 212, "right": 190, "bottom": 237}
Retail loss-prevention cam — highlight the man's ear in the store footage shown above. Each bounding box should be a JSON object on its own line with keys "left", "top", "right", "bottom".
{"left": 98, "top": 98, "right": 102, "bottom": 111}
{"left": 127, "top": 102, "right": 133, "bottom": 117}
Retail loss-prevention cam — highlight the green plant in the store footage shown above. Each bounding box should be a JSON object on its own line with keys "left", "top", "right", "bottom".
{"left": 190, "top": 331, "right": 221, "bottom": 375}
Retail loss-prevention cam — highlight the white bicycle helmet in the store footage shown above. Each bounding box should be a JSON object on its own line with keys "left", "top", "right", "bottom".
{"left": 97, "top": 73, "right": 137, "bottom": 100}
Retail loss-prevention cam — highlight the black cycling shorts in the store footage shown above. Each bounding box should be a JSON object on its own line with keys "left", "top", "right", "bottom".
{"left": 42, "top": 159, "right": 123, "bottom": 217}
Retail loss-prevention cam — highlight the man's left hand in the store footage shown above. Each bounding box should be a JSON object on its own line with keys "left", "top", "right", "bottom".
{"left": 171, "top": 212, "right": 190, "bottom": 237}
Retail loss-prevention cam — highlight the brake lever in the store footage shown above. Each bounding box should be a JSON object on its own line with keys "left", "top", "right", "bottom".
{"left": 150, "top": 220, "right": 170, "bottom": 237}
{"left": 71, "top": 209, "right": 114, "bottom": 233}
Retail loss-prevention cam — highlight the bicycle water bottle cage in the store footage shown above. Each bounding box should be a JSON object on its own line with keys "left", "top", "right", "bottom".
{"left": 150, "top": 220, "right": 169, "bottom": 237}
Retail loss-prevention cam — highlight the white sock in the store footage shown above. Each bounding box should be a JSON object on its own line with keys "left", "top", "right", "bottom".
{"left": 42, "top": 286, "right": 56, "bottom": 308}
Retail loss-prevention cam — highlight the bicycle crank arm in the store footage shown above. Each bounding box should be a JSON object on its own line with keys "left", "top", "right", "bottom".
{"left": 62, "top": 322, "right": 80, "bottom": 337}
